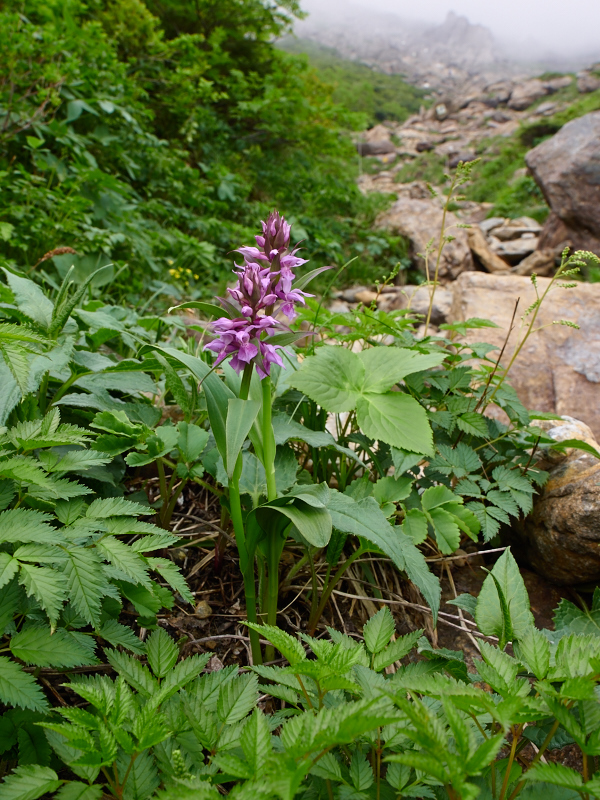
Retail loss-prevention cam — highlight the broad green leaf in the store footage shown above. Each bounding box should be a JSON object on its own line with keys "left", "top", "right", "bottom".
{"left": 456, "top": 412, "right": 490, "bottom": 438}
{"left": 401, "top": 509, "right": 428, "bottom": 545}
{"left": 0, "top": 658, "right": 49, "bottom": 713}
{"left": 272, "top": 412, "right": 365, "bottom": 466}
{"left": 177, "top": 422, "right": 209, "bottom": 463}
{"left": 2, "top": 269, "right": 54, "bottom": 329}
{"left": 10, "top": 626, "right": 94, "bottom": 668}
{"left": 475, "top": 549, "right": 534, "bottom": 643}
{"left": 421, "top": 485, "right": 460, "bottom": 511}
{"left": 358, "top": 347, "right": 445, "bottom": 393}
{"left": 327, "top": 492, "right": 440, "bottom": 621}
{"left": 363, "top": 607, "right": 395, "bottom": 655}
{"left": 257, "top": 500, "right": 332, "bottom": 548}
{"left": 426, "top": 507, "right": 461, "bottom": 554}
{"left": 288, "top": 346, "right": 362, "bottom": 412}
{"left": 356, "top": 392, "right": 434, "bottom": 455}
{"left": 225, "top": 399, "right": 260, "bottom": 477}
{"left": 54, "top": 782, "right": 104, "bottom": 800}
{"left": 146, "top": 628, "right": 179, "bottom": 678}
{"left": 0, "top": 765, "right": 60, "bottom": 800}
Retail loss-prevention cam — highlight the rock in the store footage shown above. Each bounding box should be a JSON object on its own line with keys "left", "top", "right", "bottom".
{"left": 479, "top": 217, "right": 505, "bottom": 234}
{"left": 511, "top": 248, "right": 557, "bottom": 276}
{"left": 328, "top": 300, "right": 351, "bottom": 314}
{"left": 341, "top": 286, "right": 368, "bottom": 303}
{"left": 467, "top": 227, "right": 510, "bottom": 273}
{"left": 577, "top": 71, "right": 600, "bottom": 93}
{"left": 355, "top": 290, "right": 379, "bottom": 305}
{"left": 376, "top": 183, "right": 474, "bottom": 280}
{"left": 535, "top": 416, "right": 599, "bottom": 468}
{"left": 542, "top": 76, "right": 572, "bottom": 92}
{"left": 526, "top": 111, "right": 600, "bottom": 253}
{"left": 535, "top": 101, "right": 557, "bottom": 116}
{"left": 491, "top": 110, "right": 511, "bottom": 123}
{"left": 195, "top": 600, "right": 213, "bottom": 618}
{"left": 435, "top": 103, "right": 449, "bottom": 120}
{"left": 508, "top": 79, "right": 548, "bottom": 110}
{"left": 491, "top": 219, "right": 542, "bottom": 240}
{"left": 483, "top": 81, "right": 512, "bottom": 106}
{"left": 448, "top": 151, "right": 477, "bottom": 169}
{"left": 449, "top": 272, "right": 600, "bottom": 439}
{"left": 377, "top": 285, "right": 453, "bottom": 325}
{"left": 357, "top": 140, "right": 396, "bottom": 156}
{"left": 491, "top": 237, "right": 538, "bottom": 261}
{"left": 416, "top": 141, "right": 435, "bottom": 152}
{"left": 516, "top": 421, "right": 600, "bottom": 585}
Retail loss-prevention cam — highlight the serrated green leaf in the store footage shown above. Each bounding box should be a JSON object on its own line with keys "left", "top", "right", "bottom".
{"left": 0, "top": 658, "right": 49, "bottom": 713}
{"left": 456, "top": 412, "right": 489, "bottom": 438}
{"left": 357, "top": 347, "right": 446, "bottom": 393}
{"left": 363, "top": 607, "right": 395, "bottom": 655}
{"left": 85, "top": 497, "right": 152, "bottom": 519}
{"left": 147, "top": 557, "right": 193, "bottom": 605}
{"left": 10, "top": 626, "right": 94, "bottom": 668}
{"left": 155, "top": 653, "right": 210, "bottom": 703}
{"left": 513, "top": 627, "right": 550, "bottom": 679}
{"left": 0, "top": 552, "right": 19, "bottom": 588}
{"left": 104, "top": 649, "right": 157, "bottom": 698}
{"left": 54, "top": 782, "right": 104, "bottom": 800}
{"left": 19, "top": 565, "right": 67, "bottom": 627}
{"left": 96, "top": 536, "right": 151, "bottom": 588}
{"left": 523, "top": 762, "right": 583, "bottom": 789}
{"left": 373, "top": 629, "right": 423, "bottom": 671}
{"left": 98, "top": 620, "right": 145, "bottom": 655}
{"left": 426, "top": 507, "right": 461, "bottom": 554}
{"left": 288, "top": 346, "right": 361, "bottom": 412}
{"left": 356, "top": 392, "right": 434, "bottom": 455}
{"left": 63, "top": 547, "right": 107, "bottom": 627}
{"left": 0, "top": 764, "right": 60, "bottom": 800}
{"left": 146, "top": 628, "right": 178, "bottom": 678}
{"left": 0, "top": 510, "right": 60, "bottom": 545}
{"left": 240, "top": 709, "right": 271, "bottom": 776}
{"left": 217, "top": 673, "right": 259, "bottom": 725}
{"left": 246, "top": 623, "right": 306, "bottom": 665}
{"left": 475, "top": 549, "right": 534, "bottom": 644}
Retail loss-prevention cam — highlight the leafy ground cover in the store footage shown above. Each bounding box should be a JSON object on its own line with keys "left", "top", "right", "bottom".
{"left": 1, "top": 189, "right": 600, "bottom": 798}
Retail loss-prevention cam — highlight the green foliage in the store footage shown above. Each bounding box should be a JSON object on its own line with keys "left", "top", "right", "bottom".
{"left": 5, "top": 557, "right": 600, "bottom": 800}
{"left": 0, "top": 0, "right": 411, "bottom": 300}
{"left": 278, "top": 38, "right": 424, "bottom": 125}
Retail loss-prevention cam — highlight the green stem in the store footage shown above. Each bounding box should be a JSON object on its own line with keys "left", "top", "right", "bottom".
{"left": 424, "top": 175, "right": 457, "bottom": 336}
{"left": 499, "top": 726, "right": 521, "bottom": 800}
{"left": 308, "top": 547, "right": 365, "bottom": 634}
{"left": 262, "top": 376, "right": 277, "bottom": 501}
{"left": 50, "top": 369, "right": 91, "bottom": 407}
{"left": 507, "top": 718, "right": 561, "bottom": 800}
{"left": 156, "top": 459, "right": 169, "bottom": 529}
{"left": 228, "top": 364, "right": 261, "bottom": 661}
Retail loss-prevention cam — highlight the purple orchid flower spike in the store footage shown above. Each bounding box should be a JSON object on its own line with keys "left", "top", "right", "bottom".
{"left": 205, "top": 210, "right": 318, "bottom": 377}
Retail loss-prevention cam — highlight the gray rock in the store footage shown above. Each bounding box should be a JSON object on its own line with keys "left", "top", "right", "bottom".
{"left": 478, "top": 216, "right": 505, "bottom": 233}
{"left": 526, "top": 111, "right": 600, "bottom": 253}
{"left": 448, "top": 151, "right": 477, "bottom": 169}
{"left": 542, "top": 76, "right": 572, "bottom": 92}
{"left": 357, "top": 140, "right": 396, "bottom": 156}
{"left": 535, "top": 101, "right": 557, "bottom": 116}
{"left": 577, "top": 71, "right": 600, "bottom": 93}
{"left": 508, "top": 79, "right": 548, "bottom": 110}
{"left": 492, "top": 237, "right": 539, "bottom": 260}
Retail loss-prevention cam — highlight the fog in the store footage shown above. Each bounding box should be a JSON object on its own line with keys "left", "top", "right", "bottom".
{"left": 298, "top": 0, "right": 600, "bottom": 62}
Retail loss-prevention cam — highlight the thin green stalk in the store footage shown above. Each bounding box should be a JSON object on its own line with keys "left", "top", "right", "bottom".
{"left": 50, "top": 369, "right": 91, "bottom": 406}
{"left": 262, "top": 376, "right": 277, "bottom": 501}
{"left": 499, "top": 725, "right": 521, "bottom": 800}
{"left": 507, "top": 717, "right": 561, "bottom": 800}
{"left": 423, "top": 175, "right": 457, "bottom": 336}
{"left": 228, "top": 364, "right": 261, "bottom": 662}
{"left": 156, "top": 459, "right": 169, "bottom": 528}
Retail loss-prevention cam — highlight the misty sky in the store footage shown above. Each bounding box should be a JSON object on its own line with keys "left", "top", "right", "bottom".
{"left": 298, "top": 0, "right": 600, "bottom": 58}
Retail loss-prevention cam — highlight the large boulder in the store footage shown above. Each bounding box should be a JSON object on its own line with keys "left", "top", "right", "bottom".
{"left": 376, "top": 183, "right": 474, "bottom": 280}
{"left": 449, "top": 272, "right": 600, "bottom": 439}
{"left": 526, "top": 111, "right": 600, "bottom": 253}
{"left": 508, "top": 79, "right": 547, "bottom": 110}
{"left": 516, "top": 417, "right": 600, "bottom": 585}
